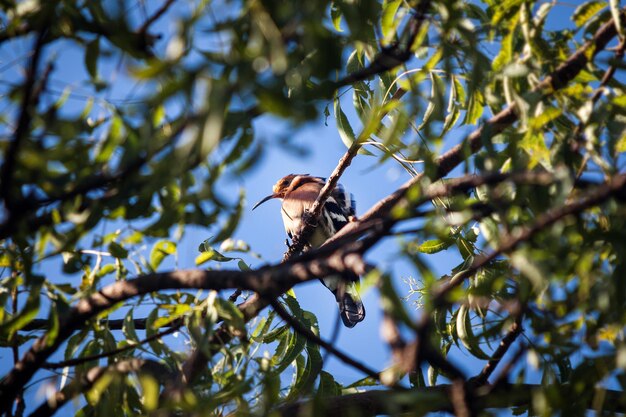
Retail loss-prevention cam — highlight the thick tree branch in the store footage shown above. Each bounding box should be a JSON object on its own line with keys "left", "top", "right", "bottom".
{"left": 274, "top": 383, "right": 626, "bottom": 416}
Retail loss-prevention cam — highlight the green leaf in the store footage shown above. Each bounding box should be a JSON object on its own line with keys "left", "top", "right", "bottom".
{"left": 215, "top": 297, "right": 246, "bottom": 334}
{"left": 492, "top": 11, "right": 519, "bottom": 72}
{"left": 123, "top": 309, "right": 139, "bottom": 344}
{"left": 609, "top": 0, "right": 623, "bottom": 37}
{"left": 0, "top": 282, "right": 42, "bottom": 337}
{"left": 195, "top": 248, "right": 235, "bottom": 265}
{"left": 139, "top": 375, "right": 159, "bottom": 411}
{"left": 318, "top": 370, "right": 343, "bottom": 396}
{"left": 65, "top": 328, "right": 89, "bottom": 360}
{"left": 272, "top": 330, "right": 306, "bottom": 373}
{"left": 334, "top": 97, "right": 357, "bottom": 149}
{"left": 416, "top": 239, "right": 454, "bottom": 254}
{"left": 45, "top": 303, "right": 61, "bottom": 347}
{"left": 455, "top": 304, "right": 491, "bottom": 360}
{"left": 153, "top": 304, "right": 190, "bottom": 328}
{"left": 145, "top": 308, "right": 165, "bottom": 355}
{"left": 379, "top": 274, "right": 414, "bottom": 327}
{"left": 330, "top": 1, "right": 343, "bottom": 31}
{"left": 210, "top": 190, "right": 245, "bottom": 244}
{"left": 149, "top": 240, "right": 176, "bottom": 270}
{"left": 463, "top": 89, "right": 484, "bottom": 125}
{"left": 418, "top": 72, "right": 446, "bottom": 129}
{"left": 85, "top": 38, "right": 100, "bottom": 80}
{"left": 381, "top": 0, "right": 402, "bottom": 45}
{"left": 107, "top": 242, "right": 128, "bottom": 259}
{"left": 572, "top": 1, "right": 606, "bottom": 27}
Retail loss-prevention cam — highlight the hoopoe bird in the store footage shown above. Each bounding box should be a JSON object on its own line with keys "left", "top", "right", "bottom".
{"left": 253, "top": 174, "right": 366, "bottom": 327}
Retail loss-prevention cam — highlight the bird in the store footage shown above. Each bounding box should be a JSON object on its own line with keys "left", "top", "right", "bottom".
{"left": 252, "top": 174, "right": 365, "bottom": 327}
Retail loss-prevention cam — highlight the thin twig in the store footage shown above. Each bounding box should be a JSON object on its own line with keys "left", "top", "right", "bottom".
{"left": 138, "top": 0, "right": 176, "bottom": 35}
{"left": 491, "top": 343, "right": 528, "bottom": 388}
{"left": 472, "top": 317, "right": 523, "bottom": 386}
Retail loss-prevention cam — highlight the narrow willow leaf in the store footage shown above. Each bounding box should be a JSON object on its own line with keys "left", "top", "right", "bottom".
{"left": 139, "top": 375, "right": 159, "bottom": 411}
{"left": 609, "top": 0, "right": 623, "bottom": 37}
{"left": 210, "top": 190, "right": 245, "bottom": 243}
{"left": 453, "top": 75, "right": 467, "bottom": 108}
{"left": 215, "top": 297, "right": 246, "bottom": 334}
{"left": 107, "top": 242, "right": 128, "bottom": 259}
{"left": 416, "top": 239, "right": 454, "bottom": 254}
{"left": 529, "top": 106, "right": 562, "bottom": 130}
{"left": 455, "top": 304, "right": 491, "bottom": 360}
{"left": 318, "top": 370, "right": 343, "bottom": 396}
{"left": 149, "top": 240, "right": 177, "bottom": 270}
{"left": 145, "top": 308, "right": 165, "bottom": 355}
{"left": 153, "top": 304, "right": 191, "bottom": 328}
{"left": 272, "top": 330, "right": 306, "bottom": 373}
{"left": 123, "top": 308, "right": 139, "bottom": 344}
{"left": 45, "top": 303, "right": 61, "bottom": 347}
{"left": 519, "top": 131, "right": 551, "bottom": 169}
{"left": 379, "top": 274, "right": 414, "bottom": 327}
{"left": 334, "top": 97, "right": 357, "bottom": 148}
{"left": 418, "top": 72, "right": 445, "bottom": 129}
{"left": 85, "top": 38, "right": 100, "bottom": 80}
{"left": 195, "top": 248, "right": 235, "bottom": 265}
{"left": 493, "top": 22, "right": 516, "bottom": 72}
{"left": 0, "top": 283, "right": 42, "bottom": 337}
{"left": 330, "top": 1, "right": 343, "bottom": 32}
{"left": 428, "top": 365, "right": 438, "bottom": 386}
{"left": 381, "top": 0, "right": 402, "bottom": 44}
{"left": 572, "top": 1, "right": 606, "bottom": 28}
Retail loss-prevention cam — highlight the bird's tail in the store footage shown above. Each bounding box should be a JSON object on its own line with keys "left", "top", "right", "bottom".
{"left": 322, "top": 276, "right": 365, "bottom": 327}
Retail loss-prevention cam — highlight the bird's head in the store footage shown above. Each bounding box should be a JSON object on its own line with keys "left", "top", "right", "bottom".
{"left": 252, "top": 174, "right": 307, "bottom": 210}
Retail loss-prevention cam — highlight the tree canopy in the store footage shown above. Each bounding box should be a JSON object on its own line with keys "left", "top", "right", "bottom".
{"left": 1, "top": 0, "right": 626, "bottom": 416}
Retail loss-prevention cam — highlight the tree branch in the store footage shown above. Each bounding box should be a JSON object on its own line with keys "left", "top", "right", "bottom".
{"left": 274, "top": 383, "right": 626, "bottom": 416}
{"left": 472, "top": 317, "right": 523, "bottom": 386}
{"left": 0, "top": 242, "right": 368, "bottom": 413}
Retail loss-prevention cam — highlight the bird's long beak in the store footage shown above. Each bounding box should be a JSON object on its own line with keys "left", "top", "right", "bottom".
{"left": 252, "top": 193, "right": 279, "bottom": 210}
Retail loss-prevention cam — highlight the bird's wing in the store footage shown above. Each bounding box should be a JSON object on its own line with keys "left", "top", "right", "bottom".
{"left": 316, "top": 177, "right": 356, "bottom": 218}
